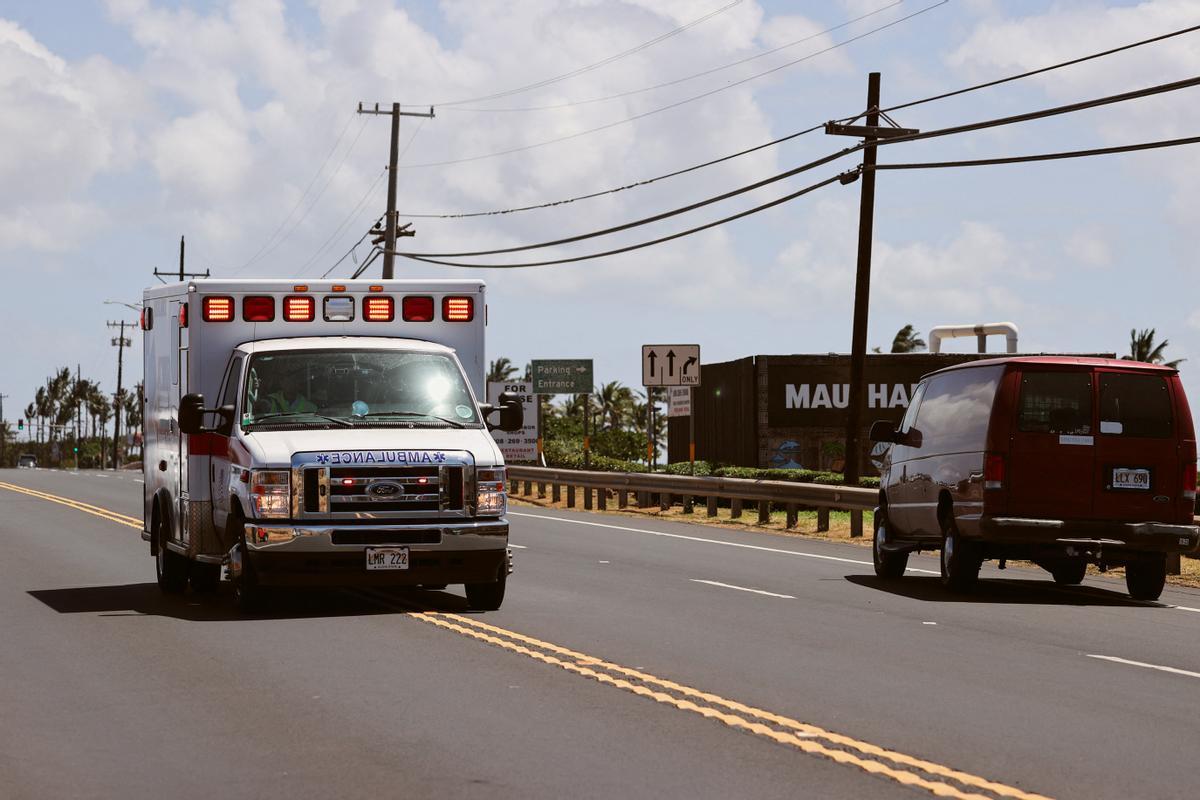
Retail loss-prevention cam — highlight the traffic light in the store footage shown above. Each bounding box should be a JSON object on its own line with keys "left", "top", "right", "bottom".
{"left": 17, "top": 419, "right": 23, "bottom": 431}
{"left": 73, "top": 446, "right": 79, "bottom": 453}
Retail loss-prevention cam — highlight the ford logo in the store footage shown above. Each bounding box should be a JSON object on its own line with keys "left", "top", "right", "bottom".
{"left": 367, "top": 481, "right": 404, "bottom": 499}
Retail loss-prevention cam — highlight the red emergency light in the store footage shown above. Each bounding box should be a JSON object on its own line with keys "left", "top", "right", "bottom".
{"left": 283, "top": 295, "right": 315, "bottom": 322}
{"left": 402, "top": 296, "right": 434, "bottom": 322}
{"left": 243, "top": 296, "right": 275, "bottom": 322}
{"left": 203, "top": 296, "right": 234, "bottom": 322}
{"left": 364, "top": 296, "right": 394, "bottom": 322}
{"left": 179, "top": 302, "right": 188, "bottom": 328}
{"left": 442, "top": 296, "right": 474, "bottom": 322}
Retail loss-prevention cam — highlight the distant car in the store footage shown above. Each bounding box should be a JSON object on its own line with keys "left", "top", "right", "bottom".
{"left": 870, "top": 356, "right": 1198, "bottom": 601}
{"left": 17, "top": 454, "right": 37, "bottom": 469}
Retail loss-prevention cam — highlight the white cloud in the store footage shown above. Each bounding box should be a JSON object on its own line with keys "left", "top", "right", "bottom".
{"left": 1063, "top": 228, "right": 1112, "bottom": 268}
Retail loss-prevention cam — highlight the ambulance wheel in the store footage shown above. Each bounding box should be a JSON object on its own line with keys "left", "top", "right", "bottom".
{"left": 232, "top": 543, "right": 266, "bottom": 613}
{"left": 940, "top": 519, "right": 981, "bottom": 592}
{"left": 155, "top": 510, "right": 189, "bottom": 594}
{"left": 465, "top": 571, "right": 506, "bottom": 611}
{"left": 189, "top": 562, "right": 221, "bottom": 594}
{"left": 872, "top": 510, "right": 908, "bottom": 579}
{"left": 1049, "top": 560, "right": 1087, "bottom": 586}
{"left": 1125, "top": 556, "right": 1167, "bottom": 601}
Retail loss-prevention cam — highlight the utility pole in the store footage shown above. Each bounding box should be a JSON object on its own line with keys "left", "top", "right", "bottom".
{"left": 0, "top": 393, "right": 8, "bottom": 466}
{"left": 107, "top": 320, "right": 130, "bottom": 470}
{"left": 357, "top": 101, "right": 435, "bottom": 278}
{"left": 825, "top": 72, "right": 918, "bottom": 489}
{"left": 75, "top": 364, "right": 81, "bottom": 471}
{"left": 152, "top": 235, "right": 210, "bottom": 283}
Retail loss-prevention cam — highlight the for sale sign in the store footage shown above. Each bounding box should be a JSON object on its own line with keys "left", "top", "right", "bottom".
{"left": 487, "top": 381, "right": 539, "bottom": 462}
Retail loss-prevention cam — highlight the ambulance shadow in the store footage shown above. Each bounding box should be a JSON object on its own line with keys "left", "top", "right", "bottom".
{"left": 845, "top": 574, "right": 1155, "bottom": 608}
{"left": 27, "top": 582, "right": 470, "bottom": 621}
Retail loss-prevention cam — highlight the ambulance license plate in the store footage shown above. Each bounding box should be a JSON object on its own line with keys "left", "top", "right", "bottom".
{"left": 1112, "top": 468, "right": 1150, "bottom": 490}
{"left": 366, "top": 547, "right": 409, "bottom": 570}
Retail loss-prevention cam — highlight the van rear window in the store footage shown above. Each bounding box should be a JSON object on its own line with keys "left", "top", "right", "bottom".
{"left": 1098, "top": 373, "right": 1172, "bottom": 438}
{"left": 1017, "top": 372, "right": 1092, "bottom": 434}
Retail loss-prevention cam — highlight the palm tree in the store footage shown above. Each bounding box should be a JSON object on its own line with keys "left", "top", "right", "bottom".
{"left": 890, "top": 324, "right": 926, "bottom": 353}
{"left": 595, "top": 381, "right": 635, "bottom": 430}
{"left": 487, "top": 357, "right": 519, "bottom": 384}
{"left": 1125, "top": 328, "right": 1184, "bottom": 369}
{"left": 23, "top": 403, "right": 34, "bottom": 442}
{"left": 34, "top": 387, "right": 49, "bottom": 444}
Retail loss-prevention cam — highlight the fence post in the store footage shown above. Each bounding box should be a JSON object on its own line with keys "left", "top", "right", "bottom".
{"left": 537, "top": 482, "right": 546, "bottom": 499}
{"left": 786, "top": 504, "right": 798, "bottom": 529}
{"left": 682, "top": 495, "right": 693, "bottom": 514}
{"left": 660, "top": 493, "right": 670, "bottom": 512}
{"left": 523, "top": 480, "right": 532, "bottom": 497}
{"left": 566, "top": 485, "right": 576, "bottom": 508}
{"left": 706, "top": 495, "right": 718, "bottom": 517}
{"left": 510, "top": 478, "right": 518, "bottom": 495}
{"left": 618, "top": 490, "right": 628, "bottom": 509}
{"left": 638, "top": 491, "right": 650, "bottom": 508}
{"left": 597, "top": 489, "right": 607, "bottom": 511}
{"left": 552, "top": 483, "right": 561, "bottom": 503}
{"left": 731, "top": 498, "right": 743, "bottom": 519}
{"left": 583, "top": 486, "right": 593, "bottom": 510}
{"left": 758, "top": 500, "right": 770, "bottom": 524}
{"left": 850, "top": 509, "right": 863, "bottom": 538}
{"left": 817, "top": 507, "right": 830, "bottom": 532}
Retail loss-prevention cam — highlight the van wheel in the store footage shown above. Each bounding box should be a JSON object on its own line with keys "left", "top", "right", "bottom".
{"left": 465, "top": 571, "right": 506, "bottom": 611}
{"left": 1125, "top": 556, "right": 1167, "bottom": 601}
{"left": 873, "top": 511, "right": 908, "bottom": 579}
{"left": 1049, "top": 560, "right": 1087, "bottom": 586}
{"left": 189, "top": 562, "right": 221, "bottom": 594}
{"left": 155, "top": 510, "right": 189, "bottom": 594}
{"left": 940, "top": 519, "right": 981, "bottom": 592}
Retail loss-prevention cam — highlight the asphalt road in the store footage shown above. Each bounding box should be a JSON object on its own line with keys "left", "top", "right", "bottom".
{"left": 2, "top": 468, "right": 1199, "bottom": 800}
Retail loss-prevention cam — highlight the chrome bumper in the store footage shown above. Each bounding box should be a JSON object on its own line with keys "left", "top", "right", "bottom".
{"left": 242, "top": 518, "right": 508, "bottom": 553}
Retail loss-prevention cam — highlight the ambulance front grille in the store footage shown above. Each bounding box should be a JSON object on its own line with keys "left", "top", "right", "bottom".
{"left": 298, "top": 465, "right": 466, "bottom": 517}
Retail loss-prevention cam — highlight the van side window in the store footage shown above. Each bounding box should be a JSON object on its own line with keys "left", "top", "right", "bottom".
{"left": 1098, "top": 373, "right": 1172, "bottom": 438}
{"left": 217, "top": 355, "right": 243, "bottom": 435}
{"left": 898, "top": 382, "right": 926, "bottom": 434}
{"left": 912, "top": 366, "right": 1003, "bottom": 453}
{"left": 1017, "top": 372, "right": 1092, "bottom": 435}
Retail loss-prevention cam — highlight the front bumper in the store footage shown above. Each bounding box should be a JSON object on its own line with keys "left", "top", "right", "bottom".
{"left": 979, "top": 517, "right": 1200, "bottom": 554}
{"left": 240, "top": 518, "right": 509, "bottom": 587}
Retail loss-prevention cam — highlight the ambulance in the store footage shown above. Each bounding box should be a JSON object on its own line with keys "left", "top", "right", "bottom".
{"left": 141, "top": 279, "right": 522, "bottom": 611}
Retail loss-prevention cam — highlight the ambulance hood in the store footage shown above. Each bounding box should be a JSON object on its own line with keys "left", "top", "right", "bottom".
{"left": 240, "top": 426, "right": 504, "bottom": 467}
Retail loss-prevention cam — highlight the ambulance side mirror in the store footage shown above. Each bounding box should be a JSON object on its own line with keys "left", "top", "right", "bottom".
{"left": 179, "top": 393, "right": 206, "bottom": 435}
{"left": 484, "top": 392, "right": 524, "bottom": 433}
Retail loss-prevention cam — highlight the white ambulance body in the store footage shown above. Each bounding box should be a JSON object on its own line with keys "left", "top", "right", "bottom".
{"left": 141, "top": 279, "right": 518, "bottom": 611}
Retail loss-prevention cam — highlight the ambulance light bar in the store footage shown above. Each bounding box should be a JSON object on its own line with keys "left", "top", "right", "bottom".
{"left": 194, "top": 293, "right": 476, "bottom": 324}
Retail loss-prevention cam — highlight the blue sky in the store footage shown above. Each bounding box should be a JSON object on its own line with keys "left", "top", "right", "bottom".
{"left": 1, "top": 0, "right": 1197, "bottom": 432}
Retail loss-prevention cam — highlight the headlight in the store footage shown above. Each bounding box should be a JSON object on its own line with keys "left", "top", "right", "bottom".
{"left": 250, "top": 469, "right": 290, "bottom": 518}
{"left": 476, "top": 467, "right": 507, "bottom": 517}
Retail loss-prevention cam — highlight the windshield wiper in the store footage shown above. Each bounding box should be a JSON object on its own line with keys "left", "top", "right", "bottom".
{"left": 356, "top": 411, "right": 467, "bottom": 429}
{"left": 246, "top": 411, "right": 352, "bottom": 428}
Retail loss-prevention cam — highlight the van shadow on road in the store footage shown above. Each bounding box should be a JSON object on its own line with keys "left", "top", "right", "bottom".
{"left": 846, "top": 574, "right": 1158, "bottom": 608}
{"left": 27, "top": 583, "right": 472, "bottom": 622}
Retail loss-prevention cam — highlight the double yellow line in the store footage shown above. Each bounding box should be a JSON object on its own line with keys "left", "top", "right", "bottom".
{"left": 1, "top": 479, "right": 1051, "bottom": 800}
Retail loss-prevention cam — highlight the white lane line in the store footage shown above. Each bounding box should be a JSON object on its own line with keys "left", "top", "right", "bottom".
{"left": 1168, "top": 605, "right": 1200, "bottom": 614}
{"left": 133, "top": 479, "right": 144, "bottom": 484}
{"left": 1087, "top": 654, "right": 1200, "bottom": 680}
{"left": 94, "top": 474, "right": 109, "bottom": 479}
{"left": 922, "top": 621, "right": 938, "bottom": 626}
{"left": 509, "top": 511, "right": 940, "bottom": 574}
{"left": 690, "top": 579, "right": 795, "bottom": 599}
{"left": 509, "top": 544, "right": 528, "bottom": 549}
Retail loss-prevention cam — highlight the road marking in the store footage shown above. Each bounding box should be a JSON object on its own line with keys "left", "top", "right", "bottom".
{"left": 508, "top": 544, "right": 528, "bottom": 549}
{"left": 94, "top": 473, "right": 109, "bottom": 479}
{"left": 923, "top": 622, "right": 938, "bottom": 626}
{"left": 1086, "top": 654, "right": 1200, "bottom": 680}
{"left": 353, "top": 590, "right": 1050, "bottom": 800}
{"left": 509, "top": 511, "right": 942, "bottom": 574}
{"left": 690, "top": 579, "right": 795, "bottom": 599}
{"left": 0, "top": 482, "right": 141, "bottom": 530}
{"left": 1167, "top": 604, "right": 1200, "bottom": 614}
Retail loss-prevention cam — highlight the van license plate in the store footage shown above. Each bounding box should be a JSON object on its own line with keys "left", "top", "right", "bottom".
{"left": 1112, "top": 468, "right": 1150, "bottom": 490}
{"left": 366, "top": 547, "right": 409, "bottom": 570}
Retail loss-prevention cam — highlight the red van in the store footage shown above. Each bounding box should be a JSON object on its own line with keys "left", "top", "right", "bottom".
{"left": 869, "top": 357, "right": 1198, "bottom": 600}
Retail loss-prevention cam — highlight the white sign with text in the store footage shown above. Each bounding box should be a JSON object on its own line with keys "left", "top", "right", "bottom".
{"left": 486, "top": 381, "right": 539, "bottom": 462}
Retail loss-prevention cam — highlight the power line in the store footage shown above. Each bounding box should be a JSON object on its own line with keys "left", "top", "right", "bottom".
{"left": 445, "top": 1, "right": 904, "bottom": 113}
{"left": 319, "top": 215, "right": 384, "bottom": 279}
{"left": 873, "top": 134, "right": 1200, "bottom": 170}
{"left": 398, "top": 0, "right": 947, "bottom": 170}
{"left": 399, "top": 171, "right": 850, "bottom": 269}
{"left": 408, "top": 1, "right": 744, "bottom": 108}
{"left": 879, "top": 21, "right": 1200, "bottom": 114}
{"left": 398, "top": 72, "right": 1200, "bottom": 259}
{"left": 294, "top": 167, "right": 386, "bottom": 276}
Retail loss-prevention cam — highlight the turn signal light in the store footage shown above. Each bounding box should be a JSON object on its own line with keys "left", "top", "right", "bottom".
{"left": 243, "top": 295, "right": 275, "bottom": 322}
{"left": 402, "top": 296, "right": 434, "bottom": 322}
{"left": 443, "top": 296, "right": 474, "bottom": 322}
{"left": 283, "top": 295, "right": 315, "bottom": 322}
{"left": 984, "top": 453, "right": 1005, "bottom": 490}
{"left": 364, "top": 296, "right": 394, "bottom": 322}
{"left": 179, "top": 302, "right": 188, "bottom": 328}
{"left": 203, "top": 296, "right": 234, "bottom": 322}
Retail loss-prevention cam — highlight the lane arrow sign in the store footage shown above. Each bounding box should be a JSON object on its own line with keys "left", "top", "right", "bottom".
{"left": 682, "top": 356, "right": 697, "bottom": 374}
{"left": 666, "top": 350, "right": 676, "bottom": 376}
{"left": 648, "top": 350, "right": 657, "bottom": 376}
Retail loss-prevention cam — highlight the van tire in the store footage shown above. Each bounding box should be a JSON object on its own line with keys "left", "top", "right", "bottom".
{"left": 1049, "top": 560, "right": 1087, "bottom": 586}
{"left": 940, "top": 520, "right": 981, "bottom": 592}
{"left": 465, "top": 571, "right": 506, "bottom": 611}
{"left": 155, "top": 507, "right": 189, "bottom": 594}
{"left": 873, "top": 511, "right": 908, "bottom": 579}
{"left": 1125, "top": 557, "right": 1167, "bottom": 601}
{"left": 189, "top": 562, "right": 221, "bottom": 594}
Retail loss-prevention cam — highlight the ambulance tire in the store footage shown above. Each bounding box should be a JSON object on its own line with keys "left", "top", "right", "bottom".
{"left": 420, "top": 584, "right": 448, "bottom": 591}
{"left": 1125, "top": 556, "right": 1167, "bottom": 601}
{"left": 232, "top": 542, "right": 266, "bottom": 613}
{"left": 189, "top": 562, "right": 221, "bottom": 594}
{"left": 465, "top": 570, "right": 506, "bottom": 611}
{"left": 155, "top": 505, "right": 189, "bottom": 595}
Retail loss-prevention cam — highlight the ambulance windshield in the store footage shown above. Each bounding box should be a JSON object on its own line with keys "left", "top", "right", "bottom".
{"left": 241, "top": 349, "right": 480, "bottom": 428}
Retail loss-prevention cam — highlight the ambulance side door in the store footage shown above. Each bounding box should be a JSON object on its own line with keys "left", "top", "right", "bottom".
{"left": 210, "top": 353, "right": 244, "bottom": 536}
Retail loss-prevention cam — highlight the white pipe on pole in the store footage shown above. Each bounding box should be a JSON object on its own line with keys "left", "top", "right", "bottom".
{"left": 928, "top": 322, "right": 1019, "bottom": 354}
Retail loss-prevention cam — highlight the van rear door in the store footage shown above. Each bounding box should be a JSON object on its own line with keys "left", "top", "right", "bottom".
{"left": 1008, "top": 369, "right": 1095, "bottom": 520}
{"left": 1093, "top": 370, "right": 1177, "bottom": 522}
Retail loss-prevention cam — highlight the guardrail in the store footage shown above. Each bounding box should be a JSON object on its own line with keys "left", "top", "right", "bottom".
{"left": 506, "top": 465, "right": 877, "bottom": 536}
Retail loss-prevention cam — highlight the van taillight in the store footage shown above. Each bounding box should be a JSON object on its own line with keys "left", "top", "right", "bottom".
{"left": 1184, "top": 461, "right": 1197, "bottom": 501}
{"left": 243, "top": 296, "right": 275, "bottom": 322}
{"left": 402, "top": 296, "right": 434, "bottom": 322}
{"left": 443, "top": 296, "right": 473, "bottom": 322}
{"left": 364, "top": 296, "right": 394, "bottom": 322}
{"left": 179, "top": 302, "right": 188, "bottom": 328}
{"left": 283, "top": 295, "right": 314, "bottom": 322}
{"left": 203, "top": 296, "right": 234, "bottom": 322}
{"left": 985, "top": 454, "right": 1005, "bottom": 490}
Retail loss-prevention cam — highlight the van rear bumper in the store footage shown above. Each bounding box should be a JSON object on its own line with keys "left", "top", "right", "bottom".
{"left": 979, "top": 517, "right": 1200, "bottom": 554}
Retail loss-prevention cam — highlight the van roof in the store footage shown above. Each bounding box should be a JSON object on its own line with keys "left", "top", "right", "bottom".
{"left": 926, "top": 355, "right": 1177, "bottom": 378}
{"left": 235, "top": 336, "right": 455, "bottom": 355}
